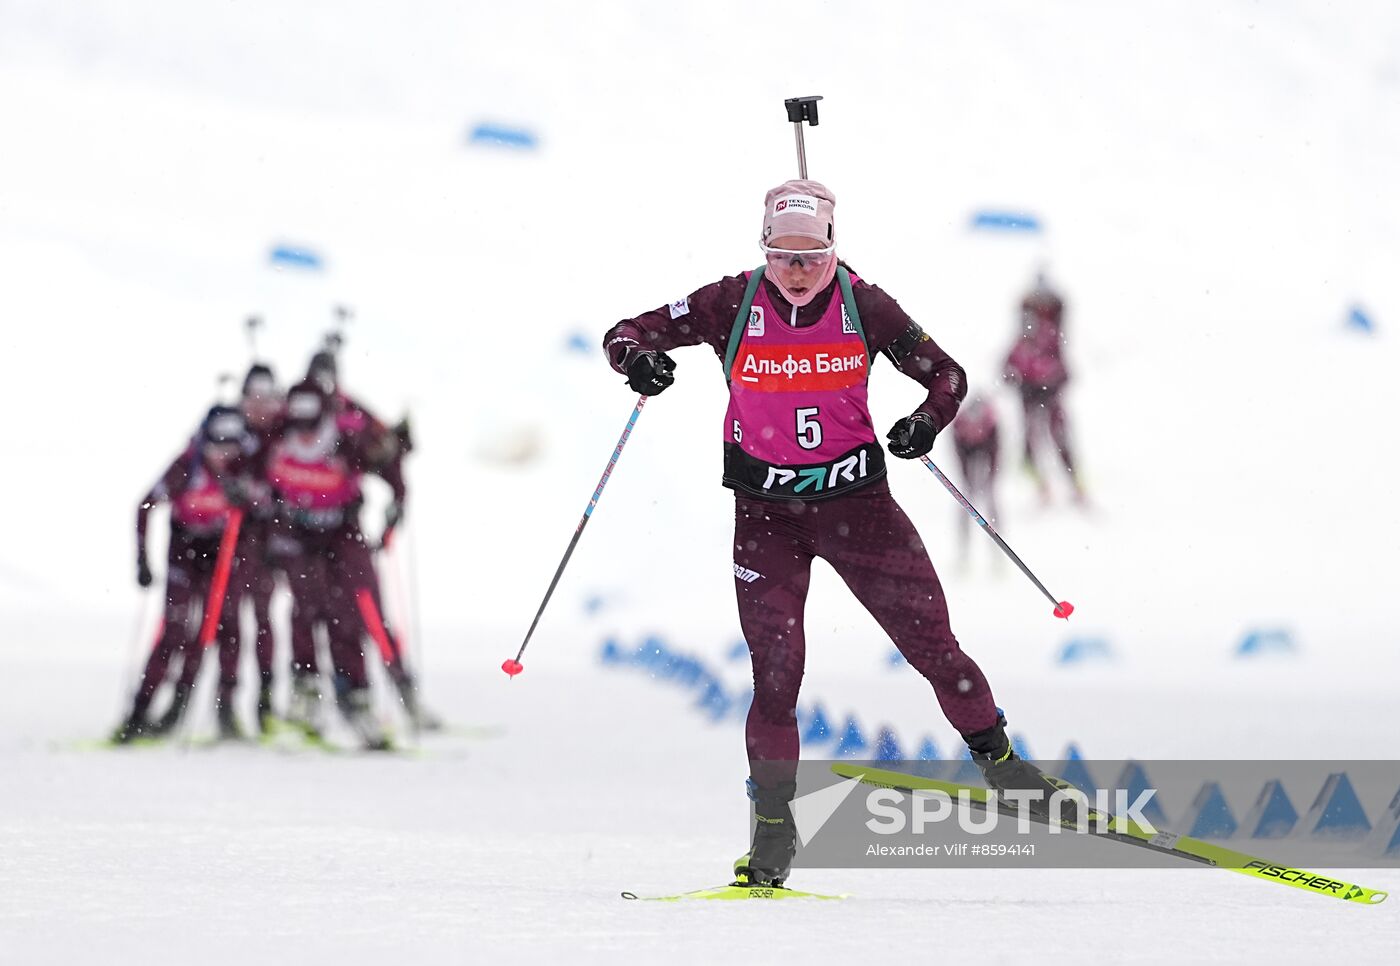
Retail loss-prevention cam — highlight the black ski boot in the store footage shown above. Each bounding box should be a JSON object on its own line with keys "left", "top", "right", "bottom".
{"left": 216, "top": 687, "right": 245, "bottom": 741}
{"left": 149, "top": 684, "right": 192, "bottom": 737}
{"left": 255, "top": 681, "right": 275, "bottom": 736}
{"left": 733, "top": 779, "right": 798, "bottom": 887}
{"left": 336, "top": 686, "right": 392, "bottom": 752}
{"left": 965, "top": 712, "right": 1080, "bottom": 825}
{"left": 110, "top": 711, "right": 156, "bottom": 744}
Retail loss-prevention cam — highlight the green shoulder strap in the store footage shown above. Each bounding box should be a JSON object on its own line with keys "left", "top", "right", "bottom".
{"left": 723, "top": 267, "right": 767, "bottom": 384}
{"left": 835, "top": 266, "right": 870, "bottom": 359}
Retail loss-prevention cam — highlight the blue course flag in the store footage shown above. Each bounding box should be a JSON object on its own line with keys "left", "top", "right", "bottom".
{"left": 268, "top": 244, "right": 324, "bottom": 270}
{"left": 468, "top": 123, "right": 540, "bottom": 149}
{"left": 970, "top": 210, "right": 1042, "bottom": 232}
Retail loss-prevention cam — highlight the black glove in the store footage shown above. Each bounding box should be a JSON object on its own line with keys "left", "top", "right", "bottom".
{"left": 136, "top": 552, "right": 153, "bottom": 588}
{"left": 393, "top": 417, "right": 414, "bottom": 455}
{"left": 886, "top": 412, "right": 938, "bottom": 459}
{"left": 625, "top": 350, "right": 676, "bottom": 396}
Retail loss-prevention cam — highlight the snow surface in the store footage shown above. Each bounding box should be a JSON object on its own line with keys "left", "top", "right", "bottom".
{"left": 2, "top": 1, "right": 1400, "bottom": 962}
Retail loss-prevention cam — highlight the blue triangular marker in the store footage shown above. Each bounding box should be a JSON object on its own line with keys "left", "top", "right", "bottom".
{"left": 1373, "top": 821, "right": 1400, "bottom": 858}
{"left": 1183, "top": 782, "right": 1239, "bottom": 839}
{"left": 1057, "top": 745, "right": 1098, "bottom": 796}
{"left": 886, "top": 647, "right": 907, "bottom": 667}
{"left": 1300, "top": 773, "right": 1371, "bottom": 840}
{"left": 911, "top": 737, "right": 943, "bottom": 778}
{"left": 599, "top": 638, "right": 623, "bottom": 664}
{"left": 1366, "top": 787, "right": 1400, "bottom": 857}
{"left": 801, "top": 704, "right": 832, "bottom": 745}
{"left": 1114, "top": 761, "right": 1169, "bottom": 827}
{"left": 833, "top": 716, "right": 869, "bottom": 758}
{"left": 949, "top": 747, "right": 983, "bottom": 785}
{"left": 874, "top": 727, "right": 903, "bottom": 762}
{"left": 1241, "top": 780, "right": 1299, "bottom": 839}
{"left": 1011, "top": 733, "right": 1034, "bottom": 762}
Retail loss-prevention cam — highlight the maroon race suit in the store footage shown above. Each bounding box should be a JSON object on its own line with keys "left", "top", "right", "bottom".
{"left": 1003, "top": 283, "right": 1082, "bottom": 498}
{"left": 266, "top": 399, "right": 407, "bottom": 713}
{"left": 283, "top": 392, "right": 415, "bottom": 682}
{"left": 232, "top": 417, "right": 282, "bottom": 695}
{"left": 126, "top": 442, "right": 251, "bottom": 731}
{"left": 603, "top": 268, "right": 1001, "bottom": 788}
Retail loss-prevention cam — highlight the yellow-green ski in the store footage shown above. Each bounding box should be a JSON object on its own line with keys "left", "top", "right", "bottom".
{"left": 621, "top": 884, "right": 848, "bottom": 901}
{"left": 832, "top": 762, "right": 1389, "bottom": 907}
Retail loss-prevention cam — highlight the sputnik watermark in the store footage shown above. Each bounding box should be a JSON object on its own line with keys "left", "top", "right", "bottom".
{"left": 863, "top": 787, "right": 1159, "bottom": 835}
{"left": 790, "top": 776, "right": 1161, "bottom": 847}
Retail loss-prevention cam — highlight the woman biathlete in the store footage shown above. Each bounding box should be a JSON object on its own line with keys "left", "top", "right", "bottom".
{"left": 602, "top": 180, "right": 1070, "bottom": 888}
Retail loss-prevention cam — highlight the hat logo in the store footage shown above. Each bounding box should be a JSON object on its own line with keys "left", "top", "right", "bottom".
{"left": 773, "top": 194, "right": 819, "bottom": 217}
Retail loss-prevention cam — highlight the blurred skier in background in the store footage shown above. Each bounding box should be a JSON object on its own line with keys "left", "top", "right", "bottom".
{"left": 601, "top": 179, "right": 1073, "bottom": 890}
{"left": 1002, "top": 273, "right": 1085, "bottom": 505}
{"left": 300, "top": 348, "right": 435, "bottom": 731}
{"left": 266, "top": 376, "right": 408, "bottom": 750}
{"left": 233, "top": 363, "right": 285, "bottom": 733}
{"left": 113, "top": 405, "right": 253, "bottom": 743}
{"left": 950, "top": 392, "right": 1001, "bottom": 569}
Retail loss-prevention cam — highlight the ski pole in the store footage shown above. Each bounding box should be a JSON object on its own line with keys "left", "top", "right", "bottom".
{"left": 402, "top": 520, "right": 423, "bottom": 680}
{"left": 378, "top": 533, "right": 417, "bottom": 654}
{"left": 119, "top": 595, "right": 161, "bottom": 713}
{"left": 175, "top": 508, "right": 243, "bottom": 749}
{"left": 502, "top": 395, "right": 649, "bottom": 678}
{"left": 784, "top": 95, "right": 823, "bottom": 178}
{"left": 918, "top": 456, "right": 1074, "bottom": 620}
{"left": 198, "top": 509, "right": 244, "bottom": 647}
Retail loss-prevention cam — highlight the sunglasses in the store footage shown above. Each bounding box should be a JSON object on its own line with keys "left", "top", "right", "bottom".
{"left": 760, "top": 243, "right": 836, "bottom": 268}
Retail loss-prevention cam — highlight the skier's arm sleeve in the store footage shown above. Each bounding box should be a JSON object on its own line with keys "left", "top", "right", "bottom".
{"left": 137, "top": 455, "right": 189, "bottom": 554}
{"left": 857, "top": 281, "right": 968, "bottom": 432}
{"left": 601, "top": 274, "right": 752, "bottom": 373}
{"left": 350, "top": 434, "right": 407, "bottom": 504}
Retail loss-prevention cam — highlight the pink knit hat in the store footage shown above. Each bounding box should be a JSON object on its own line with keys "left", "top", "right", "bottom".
{"left": 761, "top": 179, "right": 836, "bottom": 247}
